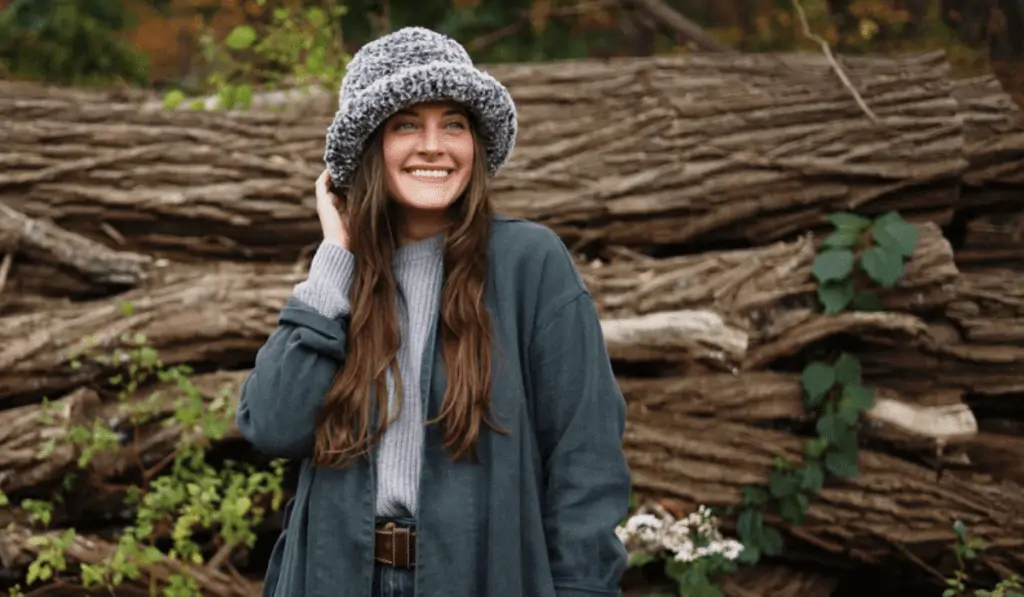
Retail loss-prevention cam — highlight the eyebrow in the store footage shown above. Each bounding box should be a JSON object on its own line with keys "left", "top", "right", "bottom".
{"left": 394, "top": 107, "right": 468, "bottom": 117}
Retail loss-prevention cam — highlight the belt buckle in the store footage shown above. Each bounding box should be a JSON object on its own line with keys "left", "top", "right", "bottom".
{"left": 388, "top": 522, "right": 412, "bottom": 569}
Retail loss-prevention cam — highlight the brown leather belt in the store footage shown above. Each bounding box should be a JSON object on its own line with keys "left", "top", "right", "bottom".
{"left": 374, "top": 521, "right": 416, "bottom": 569}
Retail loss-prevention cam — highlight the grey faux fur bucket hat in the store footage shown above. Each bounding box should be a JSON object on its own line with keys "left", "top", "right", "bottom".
{"left": 323, "top": 27, "right": 518, "bottom": 192}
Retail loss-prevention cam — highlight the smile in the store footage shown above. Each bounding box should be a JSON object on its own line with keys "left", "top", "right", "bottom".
{"left": 405, "top": 168, "right": 452, "bottom": 180}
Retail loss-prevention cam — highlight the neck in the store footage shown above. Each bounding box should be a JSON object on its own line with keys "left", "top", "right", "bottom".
{"left": 396, "top": 208, "right": 450, "bottom": 246}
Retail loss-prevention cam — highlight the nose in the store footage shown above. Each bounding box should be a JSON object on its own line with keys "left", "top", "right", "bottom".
{"left": 417, "top": 122, "right": 442, "bottom": 155}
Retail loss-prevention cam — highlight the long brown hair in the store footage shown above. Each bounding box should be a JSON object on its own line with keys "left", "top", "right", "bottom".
{"left": 312, "top": 123, "right": 504, "bottom": 468}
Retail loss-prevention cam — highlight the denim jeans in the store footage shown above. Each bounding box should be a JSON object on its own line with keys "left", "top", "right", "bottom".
{"left": 372, "top": 564, "right": 415, "bottom": 597}
{"left": 372, "top": 516, "right": 416, "bottom": 597}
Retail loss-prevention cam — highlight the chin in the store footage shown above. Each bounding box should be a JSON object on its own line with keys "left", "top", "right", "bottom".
{"left": 391, "top": 178, "right": 469, "bottom": 212}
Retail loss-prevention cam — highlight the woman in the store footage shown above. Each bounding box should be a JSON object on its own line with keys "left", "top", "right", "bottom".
{"left": 236, "top": 26, "right": 631, "bottom": 597}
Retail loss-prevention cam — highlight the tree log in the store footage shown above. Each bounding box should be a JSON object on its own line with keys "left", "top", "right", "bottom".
{"left": 0, "top": 524, "right": 259, "bottom": 597}
{"left": 624, "top": 411, "right": 1024, "bottom": 577}
{"left": 852, "top": 321, "right": 1024, "bottom": 399}
{"left": 950, "top": 76, "right": 1024, "bottom": 211}
{"left": 0, "top": 372, "right": 246, "bottom": 496}
{"left": 956, "top": 211, "right": 1024, "bottom": 271}
{"left": 0, "top": 264, "right": 297, "bottom": 407}
{"left": 0, "top": 202, "right": 156, "bottom": 300}
{"left": 945, "top": 269, "right": 1024, "bottom": 345}
{"left": 2, "top": 366, "right": 983, "bottom": 500}
{"left": 0, "top": 223, "right": 955, "bottom": 404}
{"left": 719, "top": 564, "right": 839, "bottom": 597}
{"left": 0, "top": 52, "right": 969, "bottom": 261}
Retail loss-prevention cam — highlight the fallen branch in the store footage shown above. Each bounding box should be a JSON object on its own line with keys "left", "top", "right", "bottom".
{"left": 623, "top": 0, "right": 736, "bottom": 52}
{"left": 791, "top": 0, "right": 879, "bottom": 123}
{"left": 0, "top": 202, "right": 154, "bottom": 297}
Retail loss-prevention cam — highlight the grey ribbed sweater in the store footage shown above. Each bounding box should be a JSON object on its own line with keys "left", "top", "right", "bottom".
{"left": 291, "top": 235, "right": 444, "bottom": 517}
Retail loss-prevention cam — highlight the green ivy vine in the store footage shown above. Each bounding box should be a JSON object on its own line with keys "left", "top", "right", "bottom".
{"left": 1, "top": 301, "right": 286, "bottom": 597}
{"left": 734, "top": 210, "right": 920, "bottom": 564}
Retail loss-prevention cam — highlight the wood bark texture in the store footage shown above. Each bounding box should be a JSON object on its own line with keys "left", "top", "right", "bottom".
{"left": 0, "top": 224, "right": 954, "bottom": 404}
{"left": 0, "top": 52, "right": 971, "bottom": 262}
{"left": 1, "top": 50, "right": 1023, "bottom": 597}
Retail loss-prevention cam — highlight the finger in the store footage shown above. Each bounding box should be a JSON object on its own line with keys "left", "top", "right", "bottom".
{"left": 316, "top": 170, "right": 330, "bottom": 194}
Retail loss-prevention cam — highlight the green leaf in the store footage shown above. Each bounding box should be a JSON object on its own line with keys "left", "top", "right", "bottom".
{"left": 801, "top": 362, "right": 836, "bottom": 406}
{"left": 737, "top": 543, "right": 761, "bottom": 564}
{"left": 822, "top": 229, "right": 861, "bottom": 248}
{"left": 817, "top": 280, "right": 853, "bottom": 314}
{"left": 851, "top": 291, "right": 884, "bottom": 311}
{"left": 816, "top": 412, "right": 846, "bottom": 444}
{"left": 953, "top": 519, "right": 966, "bottom": 539}
{"left": 162, "top": 89, "right": 186, "bottom": 109}
{"left": 872, "top": 212, "right": 919, "bottom": 257}
{"left": 233, "top": 83, "right": 254, "bottom": 110}
{"left": 942, "top": 590, "right": 957, "bottom": 597}
{"left": 741, "top": 485, "right": 769, "bottom": 506}
{"left": 811, "top": 248, "right": 855, "bottom": 284}
{"left": 828, "top": 212, "right": 872, "bottom": 231}
{"left": 833, "top": 353, "right": 862, "bottom": 386}
{"left": 860, "top": 246, "right": 905, "bottom": 288}
{"left": 839, "top": 385, "right": 875, "bottom": 422}
{"left": 761, "top": 526, "right": 784, "bottom": 556}
{"left": 216, "top": 85, "right": 236, "bottom": 110}
{"left": 779, "top": 493, "right": 809, "bottom": 524}
{"left": 804, "top": 437, "right": 828, "bottom": 459}
{"left": 627, "top": 552, "right": 657, "bottom": 568}
{"left": 737, "top": 508, "right": 763, "bottom": 541}
{"left": 306, "top": 6, "right": 327, "bottom": 26}
{"left": 825, "top": 449, "right": 859, "bottom": 478}
{"left": 801, "top": 461, "right": 825, "bottom": 492}
{"left": 769, "top": 469, "right": 801, "bottom": 498}
{"left": 225, "top": 25, "right": 258, "bottom": 51}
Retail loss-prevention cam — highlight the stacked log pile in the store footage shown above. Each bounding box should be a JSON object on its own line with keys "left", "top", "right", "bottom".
{"left": 1, "top": 50, "right": 1022, "bottom": 597}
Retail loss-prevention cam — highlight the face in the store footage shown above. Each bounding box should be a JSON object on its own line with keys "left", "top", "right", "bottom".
{"left": 382, "top": 101, "right": 475, "bottom": 214}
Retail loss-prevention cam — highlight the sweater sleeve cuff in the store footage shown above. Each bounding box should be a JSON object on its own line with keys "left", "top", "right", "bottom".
{"left": 292, "top": 241, "right": 355, "bottom": 320}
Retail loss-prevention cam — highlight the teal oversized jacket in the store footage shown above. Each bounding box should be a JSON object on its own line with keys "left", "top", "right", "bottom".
{"left": 235, "top": 215, "right": 631, "bottom": 597}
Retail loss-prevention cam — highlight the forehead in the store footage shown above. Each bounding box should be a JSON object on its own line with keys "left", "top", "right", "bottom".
{"left": 393, "top": 100, "right": 469, "bottom": 117}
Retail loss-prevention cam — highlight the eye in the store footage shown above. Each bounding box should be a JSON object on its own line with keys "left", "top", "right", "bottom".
{"left": 392, "top": 121, "right": 416, "bottom": 131}
{"left": 446, "top": 120, "right": 468, "bottom": 130}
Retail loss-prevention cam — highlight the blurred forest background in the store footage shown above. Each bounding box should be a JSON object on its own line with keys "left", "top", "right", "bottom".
{"left": 0, "top": 0, "right": 1021, "bottom": 104}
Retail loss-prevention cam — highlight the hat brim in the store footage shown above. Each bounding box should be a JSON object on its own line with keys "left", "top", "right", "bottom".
{"left": 324, "top": 62, "right": 517, "bottom": 192}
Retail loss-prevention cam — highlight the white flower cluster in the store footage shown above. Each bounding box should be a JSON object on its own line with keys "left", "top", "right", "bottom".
{"left": 616, "top": 503, "right": 744, "bottom": 563}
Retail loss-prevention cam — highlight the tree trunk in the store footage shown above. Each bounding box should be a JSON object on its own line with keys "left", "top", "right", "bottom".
{"left": 0, "top": 52, "right": 971, "bottom": 261}
{"left": 957, "top": 211, "right": 1024, "bottom": 271}
{"left": 0, "top": 202, "right": 154, "bottom": 300}
{"left": 0, "top": 223, "right": 955, "bottom": 405}
{"left": 624, "top": 411, "right": 1024, "bottom": 577}
{"left": 949, "top": 76, "right": 1024, "bottom": 211}
{"left": 946, "top": 269, "right": 1024, "bottom": 345}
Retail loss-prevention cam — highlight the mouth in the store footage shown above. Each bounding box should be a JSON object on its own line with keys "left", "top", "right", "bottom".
{"left": 404, "top": 168, "right": 454, "bottom": 181}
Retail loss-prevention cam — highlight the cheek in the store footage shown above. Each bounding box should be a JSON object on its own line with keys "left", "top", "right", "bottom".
{"left": 454, "top": 140, "right": 475, "bottom": 180}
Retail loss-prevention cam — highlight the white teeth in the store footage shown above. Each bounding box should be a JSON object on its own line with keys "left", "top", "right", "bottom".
{"left": 408, "top": 169, "right": 449, "bottom": 178}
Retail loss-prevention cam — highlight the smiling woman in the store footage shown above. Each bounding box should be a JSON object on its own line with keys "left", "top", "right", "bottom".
{"left": 235, "top": 26, "right": 631, "bottom": 597}
{"left": 381, "top": 101, "right": 484, "bottom": 243}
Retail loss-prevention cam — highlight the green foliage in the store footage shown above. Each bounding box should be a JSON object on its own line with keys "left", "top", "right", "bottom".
{"left": 812, "top": 211, "right": 918, "bottom": 314}
{"left": 5, "top": 303, "right": 286, "bottom": 595}
{"left": 620, "top": 505, "right": 743, "bottom": 597}
{"left": 664, "top": 555, "right": 737, "bottom": 597}
{"left": 944, "top": 521, "right": 1023, "bottom": 597}
{"left": 733, "top": 209, "right": 920, "bottom": 566}
{"left": 0, "top": 0, "right": 166, "bottom": 85}
{"left": 164, "top": 0, "right": 351, "bottom": 111}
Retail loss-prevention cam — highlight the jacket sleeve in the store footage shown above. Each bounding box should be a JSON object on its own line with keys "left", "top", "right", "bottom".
{"left": 235, "top": 241, "right": 354, "bottom": 460}
{"left": 529, "top": 287, "right": 632, "bottom": 597}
